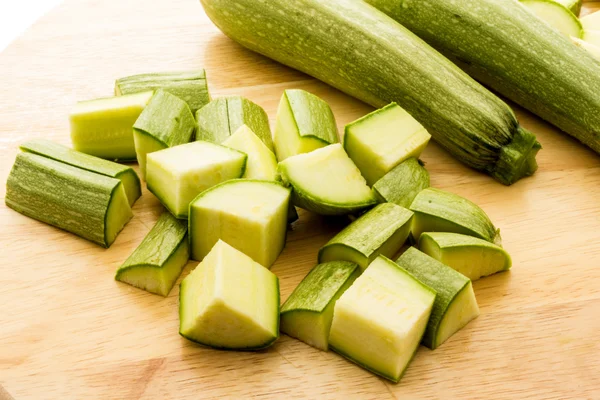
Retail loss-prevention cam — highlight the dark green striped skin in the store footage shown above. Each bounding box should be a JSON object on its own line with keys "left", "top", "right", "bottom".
{"left": 367, "top": 0, "right": 600, "bottom": 155}
{"left": 200, "top": 0, "right": 539, "bottom": 185}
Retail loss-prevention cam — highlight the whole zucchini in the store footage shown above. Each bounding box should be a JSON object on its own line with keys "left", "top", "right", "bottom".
{"left": 366, "top": 0, "right": 600, "bottom": 155}
{"left": 200, "top": 0, "right": 540, "bottom": 185}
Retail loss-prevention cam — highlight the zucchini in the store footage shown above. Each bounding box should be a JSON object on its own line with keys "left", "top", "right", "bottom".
{"left": 179, "top": 240, "right": 279, "bottom": 350}
{"left": 580, "top": 10, "right": 600, "bottom": 31}
{"left": 222, "top": 125, "right": 278, "bottom": 180}
{"left": 274, "top": 89, "right": 338, "bottom": 161}
{"left": 556, "top": 0, "right": 582, "bottom": 15}
{"left": 70, "top": 91, "right": 153, "bottom": 161}
{"left": 200, "top": 0, "right": 540, "bottom": 185}
{"left": 419, "top": 232, "right": 512, "bottom": 281}
{"left": 328, "top": 255, "right": 435, "bottom": 383}
{"left": 115, "top": 212, "right": 189, "bottom": 296}
{"left": 146, "top": 141, "right": 247, "bottom": 219}
{"left": 188, "top": 180, "right": 290, "bottom": 268}
{"left": 395, "top": 248, "right": 480, "bottom": 350}
{"left": 280, "top": 261, "right": 360, "bottom": 351}
{"left": 278, "top": 144, "right": 376, "bottom": 216}
{"left": 196, "top": 96, "right": 274, "bottom": 152}
{"left": 410, "top": 188, "right": 501, "bottom": 245}
{"left": 115, "top": 70, "right": 210, "bottom": 113}
{"left": 572, "top": 37, "right": 600, "bottom": 60}
{"left": 583, "top": 30, "right": 600, "bottom": 47}
{"left": 19, "top": 138, "right": 141, "bottom": 207}
{"left": 318, "top": 203, "right": 413, "bottom": 271}
{"left": 344, "top": 103, "right": 431, "bottom": 186}
{"left": 367, "top": 0, "right": 600, "bottom": 156}
{"left": 520, "top": 0, "right": 583, "bottom": 38}
{"left": 5, "top": 153, "right": 132, "bottom": 247}
{"left": 372, "top": 158, "right": 430, "bottom": 208}
{"left": 133, "top": 90, "right": 196, "bottom": 179}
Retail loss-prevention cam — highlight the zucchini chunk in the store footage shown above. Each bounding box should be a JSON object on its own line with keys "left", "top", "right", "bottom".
{"left": 115, "top": 212, "right": 189, "bottom": 296}
{"left": 189, "top": 180, "right": 290, "bottom": 268}
{"left": 274, "top": 89, "right": 338, "bottom": 161}
{"left": 115, "top": 70, "right": 210, "bottom": 113}
{"left": 556, "top": 0, "right": 582, "bottom": 15}
{"left": 280, "top": 261, "right": 360, "bottom": 351}
{"left": 318, "top": 203, "right": 413, "bottom": 271}
{"left": 70, "top": 91, "right": 153, "bottom": 161}
{"left": 179, "top": 240, "right": 279, "bottom": 350}
{"left": 133, "top": 90, "right": 196, "bottom": 179}
{"left": 5, "top": 153, "right": 132, "bottom": 247}
{"left": 223, "top": 125, "right": 278, "bottom": 180}
{"left": 328, "top": 255, "right": 435, "bottom": 383}
{"left": 580, "top": 10, "right": 600, "bottom": 31}
{"left": 372, "top": 158, "right": 430, "bottom": 208}
{"left": 278, "top": 144, "right": 376, "bottom": 216}
{"left": 521, "top": 0, "right": 583, "bottom": 38}
{"left": 20, "top": 138, "right": 141, "bottom": 207}
{"left": 146, "top": 141, "right": 246, "bottom": 219}
{"left": 410, "top": 188, "right": 501, "bottom": 245}
{"left": 396, "top": 248, "right": 480, "bottom": 349}
{"left": 419, "top": 232, "right": 512, "bottom": 281}
{"left": 344, "top": 103, "right": 431, "bottom": 186}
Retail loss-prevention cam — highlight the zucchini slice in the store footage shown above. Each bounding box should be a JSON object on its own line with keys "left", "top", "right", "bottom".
{"left": 278, "top": 144, "right": 376, "bottom": 216}
{"left": 372, "top": 158, "right": 430, "bottom": 208}
{"left": 318, "top": 203, "right": 413, "bottom": 271}
{"left": 328, "top": 255, "right": 436, "bottom": 383}
{"left": 19, "top": 138, "right": 141, "bottom": 207}
{"left": 115, "top": 70, "right": 210, "bottom": 113}
{"left": 556, "top": 0, "right": 582, "bottom": 15}
{"left": 196, "top": 96, "right": 274, "bottom": 151}
{"left": 280, "top": 261, "right": 360, "bottom": 351}
{"left": 133, "top": 89, "right": 196, "bottom": 179}
{"left": 396, "top": 248, "right": 480, "bottom": 350}
{"left": 189, "top": 180, "right": 290, "bottom": 268}
{"left": 419, "top": 232, "right": 512, "bottom": 281}
{"left": 222, "top": 125, "right": 278, "bottom": 180}
{"left": 410, "top": 188, "right": 501, "bottom": 245}
{"left": 521, "top": 0, "right": 583, "bottom": 38}
{"left": 274, "top": 89, "right": 339, "bottom": 161}
{"left": 5, "top": 153, "right": 132, "bottom": 247}
{"left": 179, "top": 240, "right": 279, "bottom": 350}
{"left": 115, "top": 212, "right": 189, "bottom": 296}
{"left": 344, "top": 103, "right": 431, "bottom": 186}
{"left": 146, "top": 141, "right": 246, "bottom": 219}
{"left": 70, "top": 91, "right": 153, "bottom": 161}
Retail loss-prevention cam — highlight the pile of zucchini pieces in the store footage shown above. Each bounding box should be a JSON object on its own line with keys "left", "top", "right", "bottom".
{"left": 5, "top": 70, "right": 511, "bottom": 383}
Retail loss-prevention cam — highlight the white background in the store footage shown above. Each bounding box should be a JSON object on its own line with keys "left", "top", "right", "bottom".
{"left": 0, "top": 1, "right": 63, "bottom": 53}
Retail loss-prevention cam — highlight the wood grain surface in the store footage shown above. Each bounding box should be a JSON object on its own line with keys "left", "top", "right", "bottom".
{"left": 1, "top": 1, "right": 600, "bottom": 399}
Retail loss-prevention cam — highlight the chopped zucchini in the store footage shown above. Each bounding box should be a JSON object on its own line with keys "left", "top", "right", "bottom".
{"left": 19, "top": 138, "right": 141, "bottom": 207}
{"left": 273, "top": 89, "right": 338, "bottom": 161}
{"left": 179, "top": 240, "right": 279, "bottom": 350}
{"left": 344, "top": 103, "right": 431, "bottom": 186}
{"left": 410, "top": 188, "right": 501, "bottom": 245}
{"left": 572, "top": 36, "right": 600, "bottom": 60}
{"left": 278, "top": 144, "right": 376, "bottom": 216}
{"left": 520, "top": 0, "right": 583, "bottom": 38}
{"left": 223, "top": 125, "right": 278, "bottom": 180}
{"left": 133, "top": 90, "right": 196, "bottom": 179}
{"left": 280, "top": 261, "right": 359, "bottom": 351}
{"left": 556, "top": 0, "right": 582, "bottom": 15}
{"left": 583, "top": 29, "right": 600, "bottom": 47}
{"left": 318, "top": 203, "right": 413, "bottom": 270}
{"left": 419, "top": 232, "right": 512, "bottom": 281}
{"left": 372, "top": 158, "right": 430, "bottom": 208}
{"left": 70, "top": 91, "right": 153, "bottom": 161}
{"left": 328, "top": 255, "right": 436, "bottom": 383}
{"left": 580, "top": 10, "right": 600, "bottom": 31}
{"left": 115, "top": 70, "right": 210, "bottom": 113}
{"left": 396, "top": 248, "right": 480, "bottom": 349}
{"left": 189, "top": 180, "right": 290, "bottom": 268}
{"left": 5, "top": 153, "right": 132, "bottom": 247}
{"left": 146, "top": 141, "right": 247, "bottom": 219}
{"left": 115, "top": 212, "right": 189, "bottom": 296}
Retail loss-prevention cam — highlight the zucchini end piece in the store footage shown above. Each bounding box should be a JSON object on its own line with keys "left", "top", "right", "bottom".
{"left": 491, "top": 128, "right": 541, "bottom": 185}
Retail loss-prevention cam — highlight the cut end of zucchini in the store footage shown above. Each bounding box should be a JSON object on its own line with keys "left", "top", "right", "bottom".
{"left": 521, "top": 0, "right": 583, "bottom": 38}
{"left": 179, "top": 240, "right": 279, "bottom": 350}
{"left": 435, "top": 281, "right": 480, "bottom": 349}
{"left": 223, "top": 125, "right": 278, "bottom": 180}
{"left": 372, "top": 157, "right": 430, "bottom": 209}
{"left": 105, "top": 183, "right": 134, "bottom": 247}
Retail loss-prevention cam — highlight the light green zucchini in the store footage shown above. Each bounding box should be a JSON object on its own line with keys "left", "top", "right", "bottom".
{"left": 520, "top": 0, "right": 583, "bottom": 38}
{"left": 5, "top": 152, "right": 132, "bottom": 247}
{"left": 222, "top": 125, "right": 278, "bottom": 180}
{"left": 19, "top": 138, "right": 141, "bottom": 207}
{"left": 200, "top": 0, "right": 540, "bottom": 185}
{"left": 372, "top": 158, "right": 430, "bottom": 208}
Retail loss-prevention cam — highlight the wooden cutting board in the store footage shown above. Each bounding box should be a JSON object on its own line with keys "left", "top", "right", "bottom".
{"left": 1, "top": 1, "right": 600, "bottom": 399}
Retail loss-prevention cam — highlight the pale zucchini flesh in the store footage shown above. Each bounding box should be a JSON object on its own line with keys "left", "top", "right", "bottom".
{"left": 5, "top": 153, "right": 132, "bottom": 248}
{"left": 520, "top": 0, "right": 583, "bottom": 38}
{"left": 571, "top": 36, "right": 600, "bottom": 60}
{"left": 19, "top": 138, "right": 141, "bottom": 207}
{"left": 280, "top": 261, "right": 360, "bottom": 351}
{"left": 580, "top": 10, "right": 600, "bottom": 31}
{"left": 318, "top": 203, "right": 413, "bottom": 270}
{"left": 396, "top": 247, "right": 480, "bottom": 349}
{"left": 372, "top": 158, "right": 430, "bottom": 208}
{"left": 179, "top": 240, "right": 279, "bottom": 350}
{"left": 223, "top": 125, "right": 278, "bottom": 180}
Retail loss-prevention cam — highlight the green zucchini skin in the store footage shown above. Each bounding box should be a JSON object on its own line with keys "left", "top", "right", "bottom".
{"left": 367, "top": 0, "right": 600, "bottom": 155}
{"left": 200, "top": 0, "right": 539, "bottom": 185}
